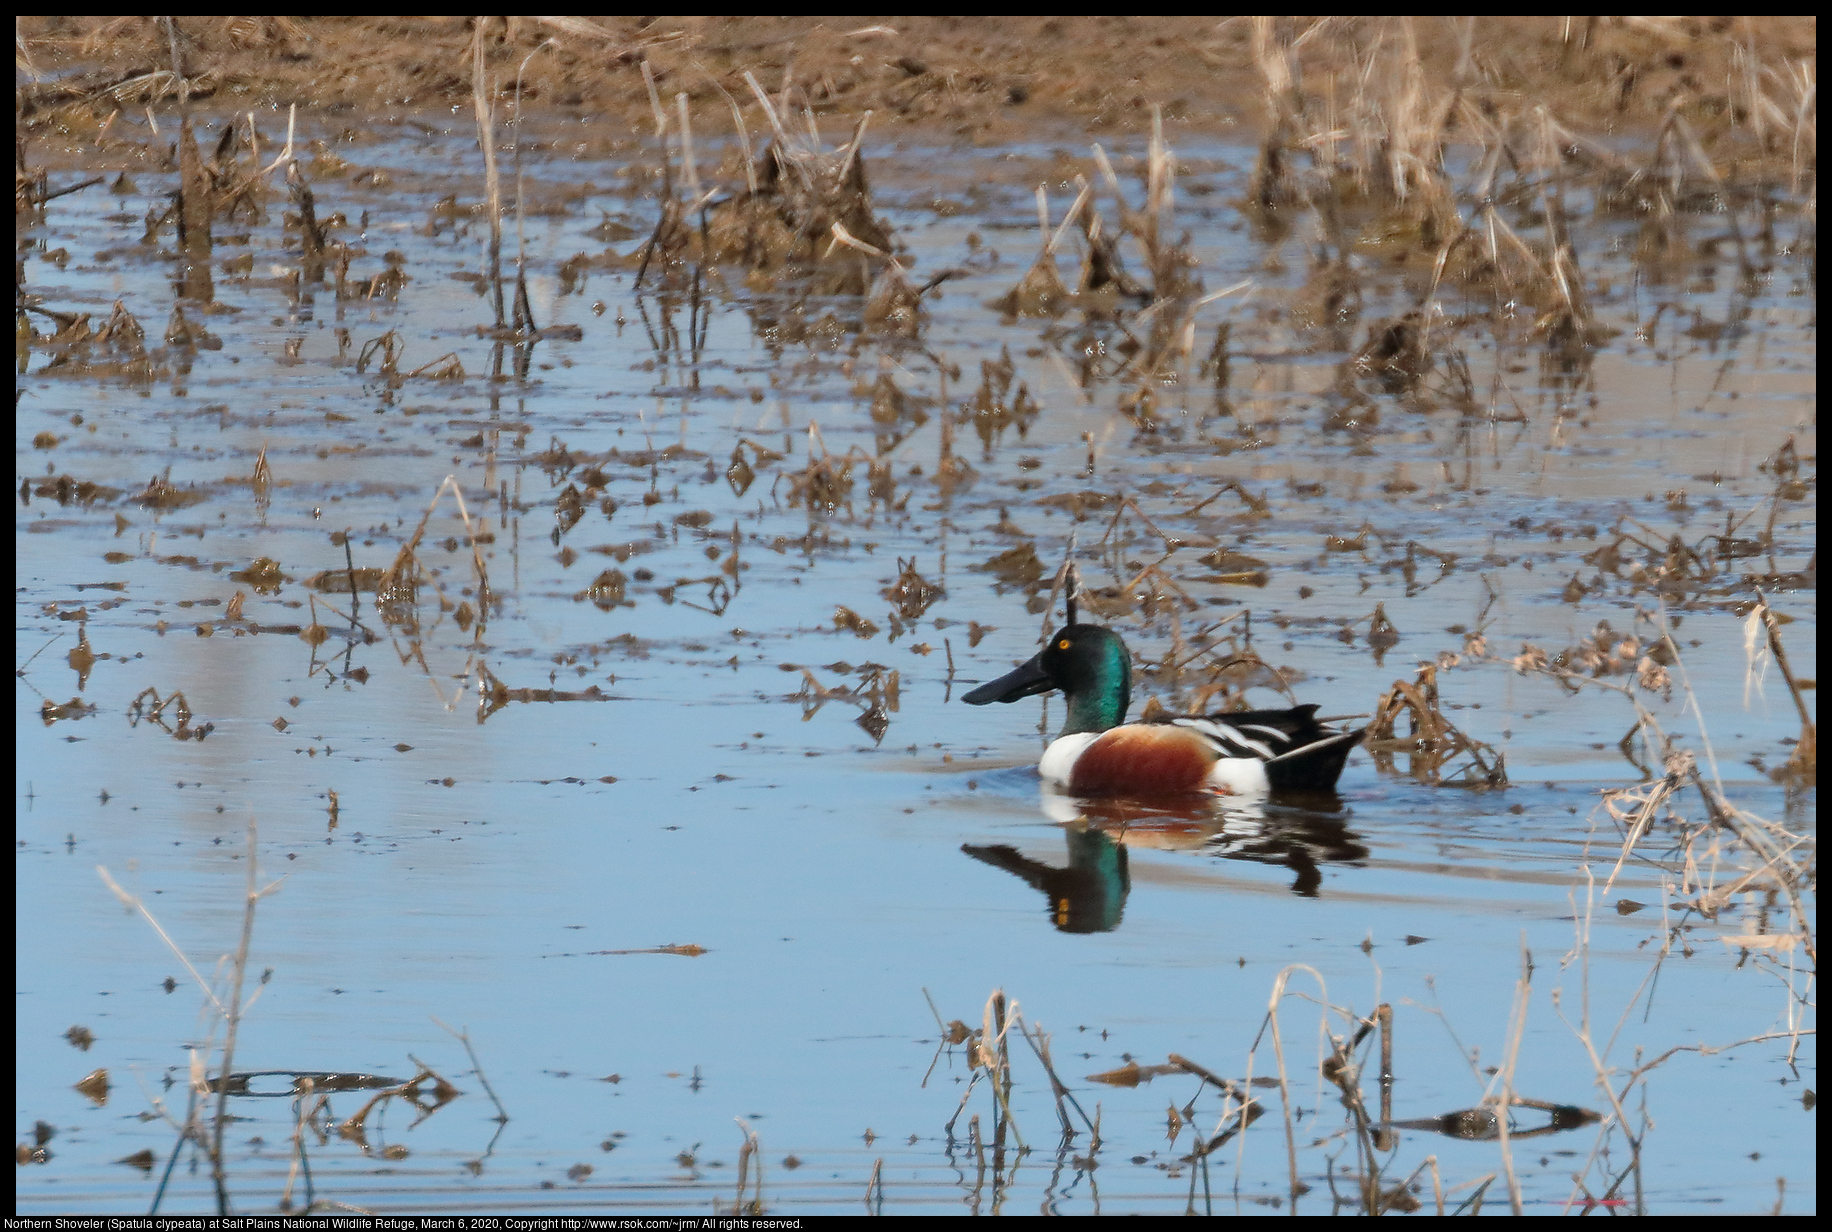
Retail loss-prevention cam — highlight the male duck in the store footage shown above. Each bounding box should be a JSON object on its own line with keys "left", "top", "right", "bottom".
{"left": 963, "top": 620, "right": 1364, "bottom": 797}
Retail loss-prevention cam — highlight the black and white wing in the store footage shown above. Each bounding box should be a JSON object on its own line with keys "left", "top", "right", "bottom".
{"left": 1164, "top": 704, "right": 1365, "bottom": 793}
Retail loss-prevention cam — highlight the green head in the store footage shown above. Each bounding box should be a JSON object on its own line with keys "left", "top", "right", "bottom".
{"left": 962, "top": 623, "right": 1132, "bottom": 736}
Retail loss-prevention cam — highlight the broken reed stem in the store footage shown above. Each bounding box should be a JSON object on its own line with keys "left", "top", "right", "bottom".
{"left": 1384, "top": 1156, "right": 1440, "bottom": 1217}
{"left": 149, "top": 1074, "right": 203, "bottom": 1215}
{"left": 638, "top": 58, "right": 669, "bottom": 141}
{"left": 512, "top": 41, "right": 558, "bottom": 319}
{"left": 944, "top": 1069, "right": 985, "bottom": 1137}
{"left": 732, "top": 1117, "right": 762, "bottom": 1212}
{"left": 1090, "top": 143, "right": 1127, "bottom": 217}
{"left": 676, "top": 92, "right": 703, "bottom": 209}
{"left": 1494, "top": 937, "right": 1531, "bottom": 1217}
{"left": 382, "top": 475, "right": 493, "bottom": 623}
{"left": 977, "top": 990, "right": 1026, "bottom": 1152}
{"left": 687, "top": 71, "right": 757, "bottom": 197}
{"left": 1553, "top": 914, "right": 1814, "bottom": 1217}
{"left": 471, "top": 23, "right": 506, "bottom": 330}
{"left": 96, "top": 868, "right": 229, "bottom": 1017}
{"left": 838, "top": 109, "right": 873, "bottom": 181}
{"left": 209, "top": 818, "right": 262, "bottom": 1215}
{"left": 1147, "top": 103, "right": 1170, "bottom": 244}
{"left": 161, "top": 16, "right": 187, "bottom": 112}
{"left": 1168, "top": 1052, "right": 1261, "bottom": 1161}
{"left": 1046, "top": 182, "right": 1093, "bottom": 257}
{"left": 337, "top": 1064, "right": 437, "bottom": 1137}
{"left": 741, "top": 70, "right": 796, "bottom": 161}
{"left": 1651, "top": 606, "right": 1812, "bottom": 956}
{"left": 920, "top": 987, "right": 949, "bottom": 1033}
{"left": 1376, "top": 1003, "right": 1394, "bottom": 1150}
{"left": 1753, "top": 589, "right": 1816, "bottom": 767}
{"left": 1167, "top": 1052, "right": 1242, "bottom": 1102}
{"left": 256, "top": 103, "right": 299, "bottom": 178}
{"left": 1552, "top": 877, "right": 1648, "bottom": 1214}
{"left": 1263, "top": 964, "right": 1329, "bottom": 1207}
{"left": 434, "top": 1017, "right": 509, "bottom": 1123}
{"left": 280, "top": 1081, "right": 320, "bottom": 1212}
{"left": 1019, "top": 1020, "right": 1096, "bottom": 1137}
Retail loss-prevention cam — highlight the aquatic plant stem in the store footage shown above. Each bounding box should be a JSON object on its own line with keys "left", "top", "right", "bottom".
{"left": 210, "top": 818, "right": 261, "bottom": 1214}
{"left": 471, "top": 20, "right": 506, "bottom": 331}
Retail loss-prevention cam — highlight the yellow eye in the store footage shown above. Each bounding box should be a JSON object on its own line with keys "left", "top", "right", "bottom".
{"left": 1057, "top": 639, "right": 1071, "bottom": 650}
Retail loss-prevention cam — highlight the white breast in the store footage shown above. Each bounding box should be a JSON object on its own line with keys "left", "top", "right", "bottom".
{"left": 1038, "top": 732, "right": 1101, "bottom": 787}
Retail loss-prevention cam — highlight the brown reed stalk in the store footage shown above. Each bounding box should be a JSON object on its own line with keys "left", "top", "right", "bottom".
{"left": 471, "top": 22, "right": 506, "bottom": 330}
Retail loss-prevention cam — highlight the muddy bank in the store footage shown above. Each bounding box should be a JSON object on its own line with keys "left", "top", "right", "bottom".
{"left": 18, "top": 15, "right": 1818, "bottom": 147}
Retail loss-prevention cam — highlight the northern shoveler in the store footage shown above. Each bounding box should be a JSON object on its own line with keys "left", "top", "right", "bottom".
{"left": 962, "top": 620, "right": 1365, "bottom": 797}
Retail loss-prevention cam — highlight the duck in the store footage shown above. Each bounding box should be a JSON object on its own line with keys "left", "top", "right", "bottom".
{"left": 962, "top": 611, "right": 1364, "bottom": 798}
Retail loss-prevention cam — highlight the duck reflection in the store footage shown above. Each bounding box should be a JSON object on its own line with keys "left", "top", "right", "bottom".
{"left": 963, "top": 824, "right": 1131, "bottom": 933}
{"left": 963, "top": 790, "right": 1369, "bottom": 933}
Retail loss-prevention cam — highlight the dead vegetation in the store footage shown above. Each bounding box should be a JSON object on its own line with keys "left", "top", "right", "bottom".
{"left": 634, "top": 69, "right": 900, "bottom": 303}
{"left": 1367, "top": 662, "right": 1508, "bottom": 790}
{"left": 1233, "top": 15, "right": 1814, "bottom": 405}
{"left": 1490, "top": 601, "right": 1813, "bottom": 958}
{"left": 926, "top": 980, "right": 1615, "bottom": 1215}
{"left": 375, "top": 476, "right": 493, "bottom": 635}
{"left": 91, "top": 825, "right": 483, "bottom": 1214}
{"left": 790, "top": 662, "right": 902, "bottom": 744}
{"left": 16, "top": 17, "right": 1813, "bottom": 145}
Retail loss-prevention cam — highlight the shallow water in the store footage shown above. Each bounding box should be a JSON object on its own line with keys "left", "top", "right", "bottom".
{"left": 16, "top": 116, "right": 1815, "bottom": 1214}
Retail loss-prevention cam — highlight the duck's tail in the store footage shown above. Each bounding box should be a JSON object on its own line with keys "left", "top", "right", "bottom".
{"left": 1262, "top": 727, "right": 1366, "bottom": 794}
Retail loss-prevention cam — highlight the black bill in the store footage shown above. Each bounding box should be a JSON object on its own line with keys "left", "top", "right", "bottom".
{"left": 961, "top": 654, "right": 1054, "bottom": 705}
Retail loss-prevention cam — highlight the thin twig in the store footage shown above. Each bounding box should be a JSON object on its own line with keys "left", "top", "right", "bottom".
{"left": 433, "top": 1017, "right": 509, "bottom": 1123}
